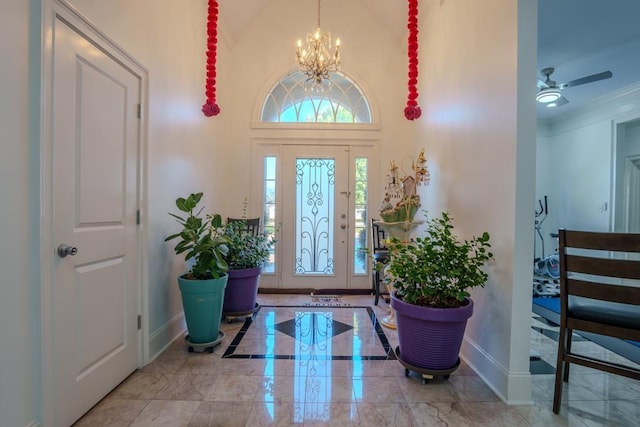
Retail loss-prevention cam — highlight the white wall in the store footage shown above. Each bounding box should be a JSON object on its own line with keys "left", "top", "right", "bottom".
{"left": 541, "top": 121, "right": 612, "bottom": 232}
{"left": 417, "top": 0, "right": 537, "bottom": 403}
{"left": 536, "top": 84, "right": 640, "bottom": 241}
{"left": 0, "top": 2, "right": 37, "bottom": 425}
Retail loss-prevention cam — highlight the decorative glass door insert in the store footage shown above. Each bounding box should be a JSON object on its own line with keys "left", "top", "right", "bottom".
{"left": 282, "top": 146, "right": 349, "bottom": 289}
{"left": 295, "top": 158, "right": 335, "bottom": 275}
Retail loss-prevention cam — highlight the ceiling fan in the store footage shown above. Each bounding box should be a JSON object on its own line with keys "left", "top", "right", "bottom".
{"left": 536, "top": 67, "right": 613, "bottom": 107}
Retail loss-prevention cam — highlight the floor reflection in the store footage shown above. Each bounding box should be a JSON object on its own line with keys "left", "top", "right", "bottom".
{"left": 225, "top": 306, "right": 394, "bottom": 423}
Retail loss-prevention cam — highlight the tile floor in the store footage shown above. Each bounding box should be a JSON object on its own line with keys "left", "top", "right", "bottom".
{"left": 74, "top": 294, "right": 640, "bottom": 426}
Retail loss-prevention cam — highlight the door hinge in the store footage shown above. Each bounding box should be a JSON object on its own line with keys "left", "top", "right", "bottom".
{"left": 137, "top": 315, "right": 142, "bottom": 330}
{"left": 136, "top": 209, "right": 141, "bottom": 225}
{"left": 137, "top": 104, "right": 142, "bottom": 119}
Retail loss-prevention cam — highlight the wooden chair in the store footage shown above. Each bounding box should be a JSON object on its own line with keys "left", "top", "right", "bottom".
{"left": 227, "top": 217, "right": 261, "bottom": 236}
{"left": 553, "top": 229, "right": 640, "bottom": 414}
{"left": 371, "top": 219, "right": 389, "bottom": 305}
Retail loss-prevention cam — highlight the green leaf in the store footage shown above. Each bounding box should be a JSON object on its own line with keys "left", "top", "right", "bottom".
{"left": 164, "top": 232, "right": 181, "bottom": 242}
{"left": 175, "top": 197, "right": 188, "bottom": 212}
{"left": 168, "top": 212, "right": 186, "bottom": 222}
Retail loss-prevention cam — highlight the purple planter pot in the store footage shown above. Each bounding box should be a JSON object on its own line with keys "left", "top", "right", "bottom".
{"left": 391, "top": 291, "right": 474, "bottom": 370}
{"left": 223, "top": 267, "right": 261, "bottom": 314}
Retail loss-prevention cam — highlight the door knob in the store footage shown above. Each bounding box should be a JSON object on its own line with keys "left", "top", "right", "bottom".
{"left": 57, "top": 244, "right": 78, "bottom": 258}
{"left": 340, "top": 224, "right": 347, "bottom": 230}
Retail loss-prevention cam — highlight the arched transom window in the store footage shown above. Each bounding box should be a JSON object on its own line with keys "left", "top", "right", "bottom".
{"left": 261, "top": 71, "right": 372, "bottom": 123}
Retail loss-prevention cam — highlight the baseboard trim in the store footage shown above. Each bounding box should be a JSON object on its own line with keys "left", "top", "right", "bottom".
{"left": 461, "top": 335, "right": 533, "bottom": 405}
{"left": 148, "top": 312, "right": 186, "bottom": 362}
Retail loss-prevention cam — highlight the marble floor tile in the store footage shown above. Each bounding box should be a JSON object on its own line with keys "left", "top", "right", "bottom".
{"left": 187, "top": 401, "right": 252, "bottom": 427}
{"left": 204, "top": 374, "right": 261, "bottom": 402}
{"left": 355, "top": 402, "right": 417, "bottom": 427}
{"left": 177, "top": 353, "right": 222, "bottom": 375}
{"left": 108, "top": 371, "right": 172, "bottom": 400}
{"left": 445, "top": 375, "right": 502, "bottom": 402}
{"left": 73, "top": 398, "right": 149, "bottom": 426}
{"left": 129, "top": 400, "right": 200, "bottom": 427}
{"left": 565, "top": 400, "right": 638, "bottom": 427}
{"left": 245, "top": 401, "right": 300, "bottom": 426}
{"left": 154, "top": 373, "right": 217, "bottom": 401}
{"left": 351, "top": 376, "right": 408, "bottom": 403}
{"left": 303, "top": 402, "right": 360, "bottom": 426}
{"left": 445, "top": 401, "right": 530, "bottom": 426}
{"left": 76, "top": 294, "right": 640, "bottom": 426}
{"left": 409, "top": 402, "right": 476, "bottom": 426}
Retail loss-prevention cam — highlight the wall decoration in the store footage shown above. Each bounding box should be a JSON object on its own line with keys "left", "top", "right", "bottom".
{"left": 405, "top": 0, "right": 421, "bottom": 120}
{"left": 202, "top": 0, "right": 220, "bottom": 117}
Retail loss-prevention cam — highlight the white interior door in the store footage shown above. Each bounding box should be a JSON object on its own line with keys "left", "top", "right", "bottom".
{"left": 281, "top": 145, "right": 350, "bottom": 289}
{"left": 623, "top": 156, "right": 640, "bottom": 232}
{"left": 51, "top": 18, "right": 140, "bottom": 426}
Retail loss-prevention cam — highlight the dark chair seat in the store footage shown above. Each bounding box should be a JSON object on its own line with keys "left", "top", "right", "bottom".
{"left": 569, "top": 297, "right": 640, "bottom": 330}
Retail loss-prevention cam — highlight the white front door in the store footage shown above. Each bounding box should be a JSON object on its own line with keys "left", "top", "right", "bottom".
{"left": 281, "top": 145, "right": 367, "bottom": 289}
{"left": 50, "top": 17, "right": 140, "bottom": 426}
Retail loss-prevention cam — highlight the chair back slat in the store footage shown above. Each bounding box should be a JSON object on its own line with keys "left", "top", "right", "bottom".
{"left": 565, "top": 255, "right": 640, "bottom": 280}
{"left": 227, "top": 217, "right": 261, "bottom": 236}
{"left": 371, "top": 219, "right": 387, "bottom": 253}
{"left": 564, "top": 230, "right": 640, "bottom": 252}
{"left": 567, "top": 278, "right": 640, "bottom": 304}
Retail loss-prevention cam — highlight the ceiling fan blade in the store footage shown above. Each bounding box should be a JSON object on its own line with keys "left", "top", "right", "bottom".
{"left": 537, "top": 78, "right": 549, "bottom": 89}
{"left": 559, "top": 71, "right": 612, "bottom": 89}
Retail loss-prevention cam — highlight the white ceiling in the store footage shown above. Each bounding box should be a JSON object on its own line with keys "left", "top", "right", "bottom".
{"left": 537, "top": 0, "right": 640, "bottom": 120}
{"left": 219, "top": 0, "right": 406, "bottom": 45}
{"left": 218, "top": 0, "right": 640, "bottom": 122}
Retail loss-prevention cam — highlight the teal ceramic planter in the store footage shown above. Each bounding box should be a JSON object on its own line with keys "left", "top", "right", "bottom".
{"left": 178, "top": 274, "right": 228, "bottom": 344}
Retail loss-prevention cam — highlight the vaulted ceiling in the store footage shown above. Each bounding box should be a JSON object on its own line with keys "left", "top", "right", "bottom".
{"left": 219, "top": 0, "right": 406, "bottom": 45}
{"left": 219, "top": 0, "right": 640, "bottom": 122}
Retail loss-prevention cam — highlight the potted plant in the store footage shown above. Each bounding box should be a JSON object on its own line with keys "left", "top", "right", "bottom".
{"left": 165, "top": 192, "right": 230, "bottom": 346}
{"left": 221, "top": 218, "right": 276, "bottom": 317}
{"left": 385, "top": 211, "right": 493, "bottom": 372}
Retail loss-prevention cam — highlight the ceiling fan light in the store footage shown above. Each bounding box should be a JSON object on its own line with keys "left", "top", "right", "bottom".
{"left": 536, "top": 88, "right": 561, "bottom": 104}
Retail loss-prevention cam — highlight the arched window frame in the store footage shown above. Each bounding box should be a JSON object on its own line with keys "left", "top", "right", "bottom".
{"left": 252, "top": 69, "right": 380, "bottom": 130}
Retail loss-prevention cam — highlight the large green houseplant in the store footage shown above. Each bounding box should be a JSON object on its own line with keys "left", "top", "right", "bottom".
{"left": 165, "top": 192, "right": 230, "bottom": 346}
{"left": 385, "top": 211, "right": 493, "bottom": 372}
{"left": 221, "top": 218, "right": 276, "bottom": 316}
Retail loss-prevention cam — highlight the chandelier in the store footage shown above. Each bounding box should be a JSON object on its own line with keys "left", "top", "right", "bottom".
{"left": 296, "top": 0, "right": 341, "bottom": 86}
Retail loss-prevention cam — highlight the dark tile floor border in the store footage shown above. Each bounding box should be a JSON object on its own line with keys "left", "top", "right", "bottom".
{"left": 222, "top": 305, "right": 397, "bottom": 361}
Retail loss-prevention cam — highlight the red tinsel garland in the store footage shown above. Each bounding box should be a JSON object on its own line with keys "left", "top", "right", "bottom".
{"left": 405, "top": 0, "right": 421, "bottom": 120}
{"left": 202, "top": 0, "right": 220, "bottom": 117}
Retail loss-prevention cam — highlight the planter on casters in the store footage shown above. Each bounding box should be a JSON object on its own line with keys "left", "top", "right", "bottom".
{"left": 391, "top": 291, "right": 474, "bottom": 382}
{"left": 223, "top": 267, "right": 261, "bottom": 322}
{"left": 178, "top": 274, "right": 228, "bottom": 352}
